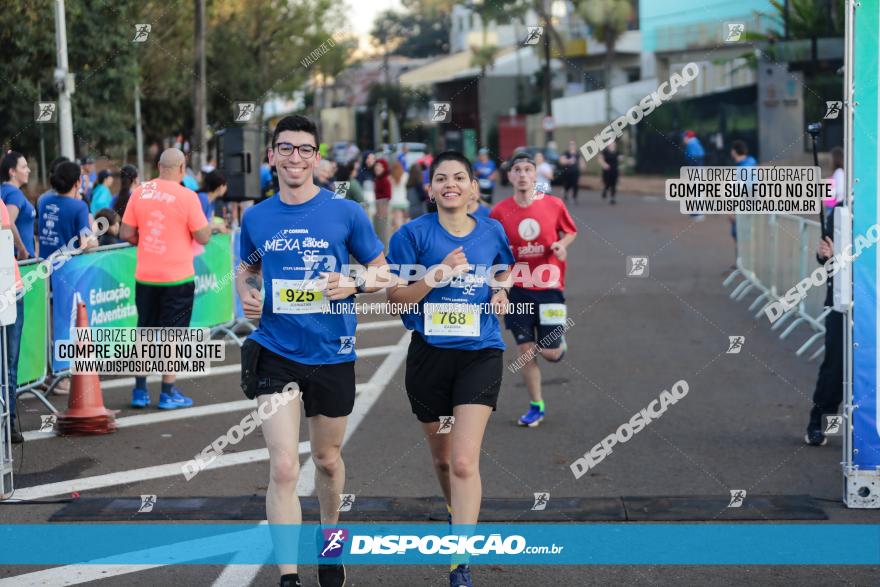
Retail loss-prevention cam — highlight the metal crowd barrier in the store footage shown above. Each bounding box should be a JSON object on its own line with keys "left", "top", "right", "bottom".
{"left": 18, "top": 236, "right": 256, "bottom": 415}
{"left": 723, "top": 214, "right": 830, "bottom": 360}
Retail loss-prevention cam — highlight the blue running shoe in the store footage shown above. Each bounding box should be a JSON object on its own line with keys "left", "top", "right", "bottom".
{"left": 518, "top": 403, "right": 545, "bottom": 427}
{"left": 157, "top": 388, "right": 194, "bottom": 410}
{"left": 131, "top": 388, "right": 150, "bottom": 408}
{"left": 449, "top": 564, "right": 473, "bottom": 587}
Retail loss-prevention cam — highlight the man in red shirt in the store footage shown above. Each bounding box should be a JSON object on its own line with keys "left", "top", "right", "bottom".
{"left": 490, "top": 152, "right": 577, "bottom": 427}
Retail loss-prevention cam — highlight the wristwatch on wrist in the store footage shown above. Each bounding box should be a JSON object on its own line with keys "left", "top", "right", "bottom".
{"left": 354, "top": 273, "right": 368, "bottom": 294}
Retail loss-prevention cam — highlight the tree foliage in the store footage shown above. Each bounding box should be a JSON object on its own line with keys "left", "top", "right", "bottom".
{"left": 0, "top": 0, "right": 344, "bottom": 161}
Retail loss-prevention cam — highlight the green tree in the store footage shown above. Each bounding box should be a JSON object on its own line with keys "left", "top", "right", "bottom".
{"left": 577, "top": 0, "right": 632, "bottom": 123}
{"left": 469, "top": 0, "right": 528, "bottom": 75}
{"left": 0, "top": 0, "right": 142, "bottom": 159}
{"left": 741, "top": 0, "right": 844, "bottom": 77}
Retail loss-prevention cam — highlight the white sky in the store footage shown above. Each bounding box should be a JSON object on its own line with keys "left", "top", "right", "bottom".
{"left": 346, "top": 0, "right": 403, "bottom": 54}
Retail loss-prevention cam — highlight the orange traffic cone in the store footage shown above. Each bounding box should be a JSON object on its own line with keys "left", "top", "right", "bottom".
{"left": 55, "top": 303, "right": 117, "bottom": 436}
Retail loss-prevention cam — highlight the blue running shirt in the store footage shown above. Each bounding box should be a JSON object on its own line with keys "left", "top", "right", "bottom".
{"left": 239, "top": 188, "right": 383, "bottom": 364}
{"left": 388, "top": 214, "right": 514, "bottom": 350}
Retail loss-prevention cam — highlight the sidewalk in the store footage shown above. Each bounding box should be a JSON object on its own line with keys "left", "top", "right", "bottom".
{"left": 578, "top": 174, "right": 667, "bottom": 195}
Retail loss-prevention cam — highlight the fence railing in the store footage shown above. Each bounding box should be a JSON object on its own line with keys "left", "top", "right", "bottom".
{"left": 15, "top": 231, "right": 254, "bottom": 415}
{"left": 723, "top": 213, "right": 830, "bottom": 360}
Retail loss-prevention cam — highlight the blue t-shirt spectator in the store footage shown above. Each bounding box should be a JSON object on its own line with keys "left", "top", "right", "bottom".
{"left": 684, "top": 137, "right": 705, "bottom": 166}
{"left": 90, "top": 183, "right": 113, "bottom": 214}
{"left": 38, "top": 194, "right": 91, "bottom": 258}
{"left": 0, "top": 184, "right": 36, "bottom": 257}
{"left": 471, "top": 203, "right": 491, "bottom": 218}
{"left": 182, "top": 174, "right": 199, "bottom": 191}
{"left": 197, "top": 191, "right": 214, "bottom": 222}
{"left": 397, "top": 152, "right": 409, "bottom": 172}
{"left": 473, "top": 159, "right": 497, "bottom": 191}
{"left": 260, "top": 163, "right": 273, "bottom": 192}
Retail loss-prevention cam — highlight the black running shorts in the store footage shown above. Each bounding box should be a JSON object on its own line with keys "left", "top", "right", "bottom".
{"left": 135, "top": 280, "right": 195, "bottom": 328}
{"left": 404, "top": 331, "right": 503, "bottom": 423}
{"left": 503, "top": 286, "right": 567, "bottom": 348}
{"left": 254, "top": 344, "right": 356, "bottom": 418}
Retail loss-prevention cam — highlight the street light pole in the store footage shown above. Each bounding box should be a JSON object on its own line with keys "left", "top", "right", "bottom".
{"left": 53, "top": 0, "right": 75, "bottom": 159}
{"left": 134, "top": 79, "right": 145, "bottom": 180}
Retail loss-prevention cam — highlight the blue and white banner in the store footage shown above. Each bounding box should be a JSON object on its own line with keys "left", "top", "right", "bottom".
{"left": 1, "top": 524, "right": 880, "bottom": 565}
{"left": 852, "top": 0, "right": 880, "bottom": 471}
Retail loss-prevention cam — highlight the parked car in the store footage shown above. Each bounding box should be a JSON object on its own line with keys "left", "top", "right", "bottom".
{"left": 500, "top": 145, "right": 562, "bottom": 185}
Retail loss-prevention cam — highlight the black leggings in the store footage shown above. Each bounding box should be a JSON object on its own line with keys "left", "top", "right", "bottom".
{"left": 602, "top": 171, "right": 618, "bottom": 200}
{"left": 809, "top": 310, "right": 844, "bottom": 427}
{"left": 563, "top": 174, "right": 579, "bottom": 200}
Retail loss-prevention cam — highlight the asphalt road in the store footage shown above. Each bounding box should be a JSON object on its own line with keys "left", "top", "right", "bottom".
{"left": 2, "top": 186, "right": 879, "bottom": 586}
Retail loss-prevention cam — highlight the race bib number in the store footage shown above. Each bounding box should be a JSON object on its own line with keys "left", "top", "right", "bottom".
{"left": 424, "top": 303, "right": 480, "bottom": 337}
{"left": 539, "top": 303, "right": 567, "bottom": 326}
{"left": 272, "top": 279, "right": 329, "bottom": 314}
{"left": 478, "top": 178, "right": 492, "bottom": 189}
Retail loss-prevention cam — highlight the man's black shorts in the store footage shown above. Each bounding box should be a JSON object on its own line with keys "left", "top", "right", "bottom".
{"left": 135, "top": 281, "right": 195, "bottom": 328}
{"left": 504, "top": 286, "right": 567, "bottom": 347}
{"left": 404, "top": 331, "right": 503, "bottom": 423}
{"left": 255, "top": 345, "right": 355, "bottom": 418}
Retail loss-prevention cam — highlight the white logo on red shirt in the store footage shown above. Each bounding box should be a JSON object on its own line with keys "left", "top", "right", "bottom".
{"left": 518, "top": 218, "right": 540, "bottom": 241}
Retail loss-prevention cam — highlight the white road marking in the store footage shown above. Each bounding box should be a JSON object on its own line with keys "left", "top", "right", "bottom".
{"left": 5, "top": 442, "right": 310, "bottom": 502}
{"left": 23, "top": 384, "right": 379, "bottom": 442}
{"left": 0, "top": 525, "right": 265, "bottom": 587}
{"left": 4, "top": 332, "right": 411, "bottom": 586}
{"left": 241, "top": 332, "right": 408, "bottom": 587}
{"left": 97, "top": 344, "right": 397, "bottom": 390}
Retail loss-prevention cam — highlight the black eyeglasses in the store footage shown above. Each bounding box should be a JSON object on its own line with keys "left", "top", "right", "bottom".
{"left": 275, "top": 142, "right": 317, "bottom": 158}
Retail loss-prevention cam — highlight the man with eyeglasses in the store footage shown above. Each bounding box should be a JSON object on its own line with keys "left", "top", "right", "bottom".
{"left": 490, "top": 152, "right": 577, "bottom": 428}
{"left": 236, "top": 115, "right": 387, "bottom": 587}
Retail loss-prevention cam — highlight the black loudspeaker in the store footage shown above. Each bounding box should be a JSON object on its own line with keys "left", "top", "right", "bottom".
{"left": 216, "top": 127, "right": 262, "bottom": 201}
